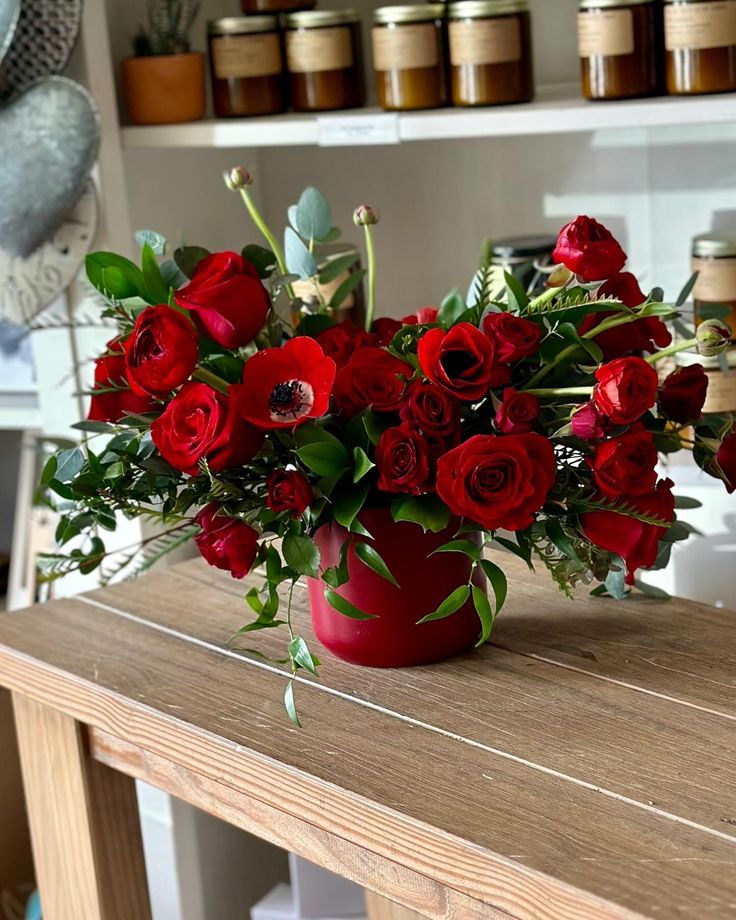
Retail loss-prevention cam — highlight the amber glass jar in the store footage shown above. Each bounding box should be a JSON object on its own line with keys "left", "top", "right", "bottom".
{"left": 208, "top": 17, "right": 286, "bottom": 118}
{"left": 372, "top": 5, "right": 448, "bottom": 110}
{"left": 241, "top": 0, "right": 313, "bottom": 14}
{"left": 447, "top": 0, "right": 533, "bottom": 107}
{"left": 284, "top": 10, "right": 364, "bottom": 112}
{"left": 664, "top": 0, "right": 736, "bottom": 94}
{"left": 692, "top": 230, "right": 736, "bottom": 336}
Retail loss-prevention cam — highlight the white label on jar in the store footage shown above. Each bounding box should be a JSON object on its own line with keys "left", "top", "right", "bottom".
{"left": 577, "top": 9, "right": 635, "bottom": 57}
{"left": 692, "top": 256, "right": 736, "bottom": 302}
{"left": 211, "top": 34, "right": 282, "bottom": 79}
{"left": 372, "top": 23, "right": 439, "bottom": 71}
{"left": 448, "top": 17, "right": 521, "bottom": 66}
{"left": 665, "top": 1, "right": 736, "bottom": 51}
{"left": 286, "top": 26, "right": 353, "bottom": 73}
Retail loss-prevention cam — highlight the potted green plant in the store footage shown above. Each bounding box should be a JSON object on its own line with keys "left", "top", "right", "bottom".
{"left": 121, "top": 0, "right": 204, "bottom": 125}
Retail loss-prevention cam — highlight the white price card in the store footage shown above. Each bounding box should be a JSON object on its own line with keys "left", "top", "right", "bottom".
{"left": 317, "top": 112, "right": 400, "bottom": 146}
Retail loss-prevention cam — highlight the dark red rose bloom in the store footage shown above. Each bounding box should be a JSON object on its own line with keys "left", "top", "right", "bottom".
{"left": 593, "top": 357, "right": 659, "bottom": 425}
{"left": 195, "top": 503, "right": 258, "bottom": 579}
{"left": 571, "top": 401, "right": 607, "bottom": 440}
{"left": 333, "top": 346, "right": 411, "bottom": 417}
{"left": 495, "top": 388, "right": 540, "bottom": 434}
{"left": 589, "top": 426, "right": 658, "bottom": 498}
{"left": 581, "top": 478, "right": 675, "bottom": 582}
{"left": 482, "top": 312, "right": 543, "bottom": 363}
{"left": 372, "top": 317, "right": 403, "bottom": 346}
{"left": 236, "top": 337, "right": 335, "bottom": 430}
{"left": 436, "top": 432, "right": 556, "bottom": 531}
{"left": 418, "top": 323, "right": 500, "bottom": 401}
{"left": 400, "top": 380, "right": 460, "bottom": 439}
{"left": 716, "top": 432, "right": 736, "bottom": 494}
{"left": 124, "top": 305, "right": 199, "bottom": 398}
{"left": 174, "top": 251, "right": 270, "bottom": 349}
{"left": 402, "top": 307, "right": 438, "bottom": 325}
{"left": 151, "top": 382, "right": 263, "bottom": 475}
{"left": 88, "top": 338, "right": 157, "bottom": 422}
{"left": 314, "top": 320, "right": 377, "bottom": 367}
{"left": 553, "top": 216, "right": 627, "bottom": 282}
{"left": 376, "top": 425, "right": 433, "bottom": 494}
{"left": 266, "top": 469, "right": 313, "bottom": 517}
{"left": 659, "top": 364, "right": 709, "bottom": 424}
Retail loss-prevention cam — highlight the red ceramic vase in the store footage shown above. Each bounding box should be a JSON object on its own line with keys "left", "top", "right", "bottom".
{"left": 308, "top": 506, "right": 485, "bottom": 667}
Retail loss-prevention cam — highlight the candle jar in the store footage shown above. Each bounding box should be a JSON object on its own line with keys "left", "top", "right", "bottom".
{"left": 692, "top": 230, "right": 736, "bottom": 336}
{"left": 578, "top": 0, "right": 661, "bottom": 100}
{"left": 447, "top": 0, "right": 534, "bottom": 107}
{"left": 372, "top": 5, "right": 448, "bottom": 111}
{"left": 284, "top": 10, "right": 365, "bottom": 112}
{"left": 664, "top": 0, "right": 736, "bottom": 94}
{"left": 291, "top": 243, "right": 366, "bottom": 328}
{"left": 208, "top": 17, "right": 286, "bottom": 118}
{"left": 241, "top": 0, "right": 313, "bottom": 12}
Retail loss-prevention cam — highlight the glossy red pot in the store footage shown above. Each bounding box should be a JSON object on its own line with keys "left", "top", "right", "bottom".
{"left": 308, "top": 506, "right": 485, "bottom": 667}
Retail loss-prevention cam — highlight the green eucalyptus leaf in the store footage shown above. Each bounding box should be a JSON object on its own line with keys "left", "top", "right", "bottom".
{"left": 604, "top": 555, "right": 628, "bottom": 600}
{"left": 284, "top": 227, "right": 317, "bottom": 280}
{"left": 135, "top": 229, "right": 166, "bottom": 255}
{"left": 295, "top": 187, "right": 333, "bottom": 242}
{"left": 417, "top": 585, "right": 470, "bottom": 623}
{"left": 673, "top": 495, "right": 702, "bottom": 510}
{"left": 676, "top": 272, "right": 698, "bottom": 307}
{"left": 354, "top": 542, "right": 399, "bottom": 587}
{"left": 55, "top": 447, "right": 85, "bottom": 483}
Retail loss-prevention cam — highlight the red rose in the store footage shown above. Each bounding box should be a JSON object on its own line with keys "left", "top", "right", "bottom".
{"left": 589, "top": 426, "right": 658, "bottom": 498}
{"left": 593, "top": 357, "right": 659, "bottom": 425}
{"left": 436, "top": 433, "right": 556, "bottom": 531}
{"left": 418, "top": 323, "right": 501, "bottom": 401}
{"left": 716, "top": 432, "right": 736, "bottom": 493}
{"left": 581, "top": 478, "right": 675, "bottom": 581}
{"left": 151, "top": 382, "right": 263, "bottom": 474}
{"left": 88, "top": 339, "right": 157, "bottom": 422}
{"left": 195, "top": 503, "right": 258, "bottom": 579}
{"left": 376, "top": 425, "right": 433, "bottom": 494}
{"left": 314, "top": 320, "right": 376, "bottom": 367}
{"left": 553, "top": 216, "right": 627, "bottom": 282}
{"left": 571, "top": 401, "right": 607, "bottom": 440}
{"left": 400, "top": 380, "right": 459, "bottom": 439}
{"left": 175, "top": 251, "right": 270, "bottom": 349}
{"left": 659, "top": 364, "right": 708, "bottom": 424}
{"left": 124, "top": 305, "right": 199, "bottom": 398}
{"left": 236, "top": 337, "right": 336, "bottom": 429}
{"left": 333, "top": 346, "right": 411, "bottom": 417}
{"left": 482, "top": 312, "right": 543, "bottom": 363}
{"left": 372, "top": 317, "right": 403, "bottom": 346}
{"left": 266, "top": 469, "right": 313, "bottom": 517}
{"left": 495, "top": 388, "right": 540, "bottom": 434}
{"left": 402, "top": 307, "right": 438, "bottom": 325}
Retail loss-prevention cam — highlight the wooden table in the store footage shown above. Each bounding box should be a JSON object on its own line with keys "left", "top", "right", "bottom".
{"left": 0, "top": 557, "right": 734, "bottom": 920}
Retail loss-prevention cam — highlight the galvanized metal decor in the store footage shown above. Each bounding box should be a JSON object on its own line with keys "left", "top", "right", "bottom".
{"left": 0, "top": 0, "right": 20, "bottom": 64}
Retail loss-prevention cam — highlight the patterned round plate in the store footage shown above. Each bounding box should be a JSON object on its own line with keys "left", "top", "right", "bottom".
{"left": 0, "top": 0, "right": 20, "bottom": 64}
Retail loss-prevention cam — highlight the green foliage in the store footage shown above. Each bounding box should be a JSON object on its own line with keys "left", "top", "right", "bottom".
{"left": 133, "top": 0, "right": 200, "bottom": 56}
{"left": 391, "top": 495, "right": 451, "bottom": 533}
{"left": 417, "top": 585, "right": 470, "bottom": 623}
{"left": 354, "top": 542, "right": 398, "bottom": 586}
{"left": 324, "top": 588, "right": 376, "bottom": 620}
{"left": 437, "top": 290, "right": 466, "bottom": 328}
{"left": 294, "top": 187, "right": 333, "bottom": 243}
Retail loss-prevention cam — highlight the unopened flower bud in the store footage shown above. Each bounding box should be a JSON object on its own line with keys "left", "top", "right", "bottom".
{"left": 696, "top": 318, "right": 732, "bottom": 357}
{"left": 224, "top": 166, "right": 253, "bottom": 190}
{"left": 353, "top": 205, "right": 379, "bottom": 227}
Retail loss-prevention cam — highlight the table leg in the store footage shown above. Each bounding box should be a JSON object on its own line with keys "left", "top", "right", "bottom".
{"left": 365, "top": 890, "right": 431, "bottom": 920}
{"left": 12, "top": 693, "right": 151, "bottom": 920}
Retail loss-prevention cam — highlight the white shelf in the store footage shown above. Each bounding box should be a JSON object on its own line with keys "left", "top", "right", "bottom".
{"left": 0, "top": 390, "right": 40, "bottom": 431}
{"left": 120, "top": 84, "right": 736, "bottom": 150}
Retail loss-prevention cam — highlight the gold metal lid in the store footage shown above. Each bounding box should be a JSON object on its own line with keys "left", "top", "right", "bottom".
{"left": 374, "top": 4, "right": 445, "bottom": 24}
{"left": 208, "top": 15, "right": 278, "bottom": 35}
{"left": 692, "top": 230, "right": 736, "bottom": 259}
{"left": 285, "top": 8, "right": 360, "bottom": 28}
{"left": 447, "top": 0, "right": 528, "bottom": 18}
{"left": 580, "top": 0, "right": 653, "bottom": 9}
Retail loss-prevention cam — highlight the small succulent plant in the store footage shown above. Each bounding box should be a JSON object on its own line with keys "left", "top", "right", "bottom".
{"left": 133, "top": 0, "right": 200, "bottom": 57}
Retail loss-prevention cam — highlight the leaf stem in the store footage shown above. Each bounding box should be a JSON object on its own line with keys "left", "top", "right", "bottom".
{"left": 645, "top": 336, "right": 697, "bottom": 364}
{"left": 524, "top": 344, "right": 581, "bottom": 389}
{"left": 363, "top": 224, "right": 376, "bottom": 333}
{"left": 238, "top": 188, "right": 287, "bottom": 277}
{"left": 192, "top": 367, "right": 230, "bottom": 395}
{"left": 524, "top": 386, "right": 593, "bottom": 398}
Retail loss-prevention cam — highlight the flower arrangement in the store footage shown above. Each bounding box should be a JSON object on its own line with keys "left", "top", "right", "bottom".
{"left": 41, "top": 168, "right": 735, "bottom": 722}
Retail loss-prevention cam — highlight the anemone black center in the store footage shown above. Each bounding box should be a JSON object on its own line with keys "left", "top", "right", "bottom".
{"left": 269, "top": 379, "right": 305, "bottom": 416}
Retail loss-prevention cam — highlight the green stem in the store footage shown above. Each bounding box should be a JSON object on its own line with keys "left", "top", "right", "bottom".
{"left": 525, "top": 284, "right": 561, "bottom": 314}
{"left": 525, "top": 386, "right": 593, "bottom": 398}
{"left": 238, "top": 187, "right": 287, "bottom": 277}
{"left": 193, "top": 367, "right": 230, "bottom": 395}
{"left": 363, "top": 224, "right": 376, "bottom": 333}
{"left": 645, "top": 337, "right": 697, "bottom": 364}
{"left": 524, "top": 343, "right": 581, "bottom": 389}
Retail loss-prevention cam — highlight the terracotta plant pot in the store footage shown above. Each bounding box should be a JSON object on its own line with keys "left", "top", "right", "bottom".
{"left": 121, "top": 53, "right": 206, "bottom": 125}
{"left": 308, "top": 506, "right": 485, "bottom": 668}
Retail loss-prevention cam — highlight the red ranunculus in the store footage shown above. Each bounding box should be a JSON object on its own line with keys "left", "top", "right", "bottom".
{"left": 333, "top": 346, "right": 411, "bottom": 417}
{"left": 314, "top": 320, "right": 377, "bottom": 367}
{"left": 436, "top": 433, "right": 556, "bottom": 531}
{"left": 571, "top": 401, "right": 607, "bottom": 440}
{"left": 495, "top": 388, "right": 540, "bottom": 434}
{"left": 400, "top": 380, "right": 459, "bottom": 439}
{"left": 593, "top": 356, "right": 659, "bottom": 425}
{"left": 376, "top": 425, "right": 433, "bottom": 494}
{"left": 553, "top": 216, "right": 627, "bottom": 282}
{"left": 418, "top": 323, "right": 500, "bottom": 401}
{"left": 236, "top": 337, "right": 336, "bottom": 429}
{"left": 716, "top": 432, "right": 736, "bottom": 493}
{"left": 589, "top": 426, "right": 658, "bottom": 498}
{"left": 482, "top": 312, "right": 543, "bottom": 363}
{"left": 266, "top": 469, "right": 313, "bottom": 517}
{"left": 88, "top": 338, "right": 157, "bottom": 422}
{"left": 151, "top": 382, "right": 263, "bottom": 474}
{"left": 402, "top": 307, "right": 438, "bottom": 325}
{"left": 195, "top": 503, "right": 258, "bottom": 579}
{"left": 175, "top": 251, "right": 270, "bottom": 349}
{"left": 581, "top": 478, "right": 675, "bottom": 581}
{"left": 124, "top": 305, "right": 199, "bottom": 398}
{"left": 372, "top": 317, "right": 403, "bottom": 346}
{"left": 659, "top": 364, "right": 709, "bottom": 424}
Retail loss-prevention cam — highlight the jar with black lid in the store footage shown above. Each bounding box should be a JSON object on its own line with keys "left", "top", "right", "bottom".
{"left": 492, "top": 235, "right": 557, "bottom": 292}
{"left": 664, "top": 0, "right": 736, "bottom": 94}
{"left": 447, "top": 0, "right": 534, "bottom": 107}
{"left": 372, "top": 5, "right": 448, "bottom": 111}
{"left": 284, "top": 9, "right": 365, "bottom": 112}
{"left": 692, "top": 230, "right": 736, "bottom": 336}
{"left": 208, "top": 17, "right": 286, "bottom": 118}
{"left": 240, "top": 0, "right": 313, "bottom": 15}
{"left": 578, "top": 0, "right": 661, "bottom": 100}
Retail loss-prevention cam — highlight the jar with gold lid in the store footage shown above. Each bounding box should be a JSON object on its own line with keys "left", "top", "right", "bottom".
{"left": 664, "top": 0, "right": 736, "bottom": 94}
{"left": 692, "top": 230, "right": 736, "bottom": 336}
{"left": 208, "top": 17, "right": 286, "bottom": 118}
{"left": 372, "top": 5, "right": 448, "bottom": 110}
{"left": 578, "top": 0, "right": 661, "bottom": 100}
{"left": 284, "top": 9, "right": 365, "bottom": 112}
{"left": 447, "top": 0, "right": 534, "bottom": 107}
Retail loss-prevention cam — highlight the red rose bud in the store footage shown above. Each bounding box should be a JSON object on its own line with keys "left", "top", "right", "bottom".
{"left": 400, "top": 380, "right": 460, "bottom": 439}
{"left": 589, "top": 426, "right": 658, "bottom": 498}
{"left": 353, "top": 205, "right": 379, "bottom": 226}
{"left": 224, "top": 166, "right": 252, "bottom": 190}
{"left": 418, "top": 323, "right": 498, "bottom": 401}
{"left": 236, "top": 336, "right": 335, "bottom": 429}
{"left": 175, "top": 251, "right": 270, "bottom": 349}
{"left": 376, "top": 425, "right": 433, "bottom": 495}
{"left": 495, "top": 388, "right": 540, "bottom": 434}
{"left": 716, "top": 431, "right": 736, "bottom": 493}
{"left": 436, "top": 432, "right": 556, "bottom": 532}
{"left": 401, "top": 307, "right": 438, "bottom": 325}
{"left": 553, "top": 216, "right": 627, "bottom": 283}
{"left": 266, "top": 469, "right": 313, "bottom": 517}
{"left": 314, "top": 320, "right": 377, "bottom": 367}
{"left": 124, "top": 305, "right": 199, "bottom": 398}
{"left": 371, "top": 317, "right": 403, "bottom": 346}
{"left": 696, "top": 319, "right": 732, "bottom": 357}
{"left": 659, "top": 364, "right": 708, "bottom": 424}
{"left": 151, "top": 382, "right": 263, "bottom": 475}
{"left": 87, "top": 338, "right": 157, "bottom": 423}
{"left": 333, "top": 346, "right": 410, "bottom": 417}
{"left": 195, "top": 503, "right": 258, "bottom": 579}
{"left": 482, "top": 312, "right": 543, "bottom": 363}
{"left": 593, "top": 356, "right": 659, "bottom": 425}
{"left": 571, "top": 401, "right": 606, "bottom": 440}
